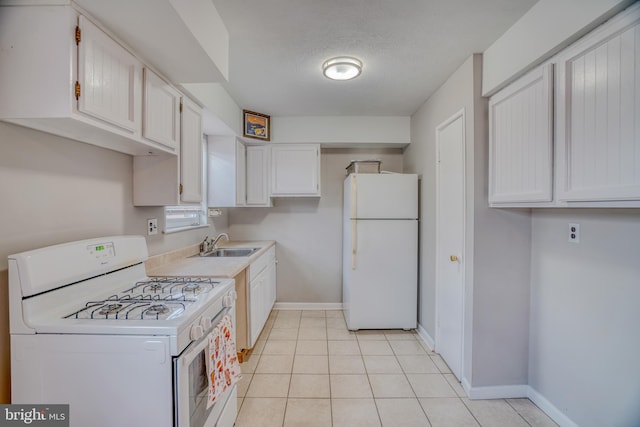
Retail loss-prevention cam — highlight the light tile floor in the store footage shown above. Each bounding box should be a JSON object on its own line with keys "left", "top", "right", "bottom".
{"left": 235, "top": 309, "right": 558, "bottom": 427}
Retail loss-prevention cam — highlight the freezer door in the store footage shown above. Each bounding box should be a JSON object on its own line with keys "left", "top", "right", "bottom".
{"left": 346, "top": 174, "right": 418, "bottom": 219}
{"left": 343, "top": 219, "right": 418, "bottom": 330}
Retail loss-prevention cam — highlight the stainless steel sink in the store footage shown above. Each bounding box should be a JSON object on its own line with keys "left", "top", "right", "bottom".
{"left": 196, "top": 247, "right": 260, "bottom": 257}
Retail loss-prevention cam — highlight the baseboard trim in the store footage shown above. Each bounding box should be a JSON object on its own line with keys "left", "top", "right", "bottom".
{"left": 273, "top": 302, "right": 343, "bottom": 310}
{"left": 461, "top": 383, "right": 578, "bottom": 427}
{"left": 466, "top": 384, "right": 529, "bottom": 400}
{"left": 416, "top": 323, "right": 435, "bottom": 351}
{"left": 527, "top": 386, "right": 579, "bottom": 427}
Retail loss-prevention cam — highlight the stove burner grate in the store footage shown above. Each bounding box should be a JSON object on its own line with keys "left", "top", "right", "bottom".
{"left": 145, "top": 304, "right": 170, "bottom": 316}
{"left": 98, "top": 303, "right": 123, "bottom": 316}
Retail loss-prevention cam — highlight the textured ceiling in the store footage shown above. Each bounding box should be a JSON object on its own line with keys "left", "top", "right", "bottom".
{"left": 213, "top": 0, "right": 538, "bottom": 117}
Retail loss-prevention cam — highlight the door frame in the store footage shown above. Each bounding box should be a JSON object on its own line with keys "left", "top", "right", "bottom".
{"left": 434, "top": 108, "right": 467, "bottom": 380}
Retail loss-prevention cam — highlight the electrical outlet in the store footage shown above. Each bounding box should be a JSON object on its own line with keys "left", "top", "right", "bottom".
{"left": 147, "top": 218, "right": 158, "bottom": 236}
{"left": 568, "top": 223, "right": 580, "bottom": 243}
{"left": 207, "top": 208, "right": 223, "bottom": 217}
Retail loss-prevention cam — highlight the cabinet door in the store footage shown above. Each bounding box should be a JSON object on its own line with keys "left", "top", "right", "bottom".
{"left": 271, "top": 144, "right": 321, "bottom": 196}
{"left": 78, "top": 15, "right": 141, "bottom": 133}
{"left": 556, "top": 9, "right": 640, "bottom": 201}
{"left": 246, "top": 146, "right": 271, "bottom": 206}
{"left": 249, "top": 272, "right": 265, "bottom": 348}
{"left": 236, "top": 142, "right": 247, "bottom": 206}
{"left": 265, "top": 261, "right": 277, "bottom": 313}
{"left": 142, "top": 68, "right": 181, "bottom": 150}
{"left": 180, "top": 98, "right": 203, "bottom": 203}
{"left": 488, "top": 64, "right": 553, "bottom": 204}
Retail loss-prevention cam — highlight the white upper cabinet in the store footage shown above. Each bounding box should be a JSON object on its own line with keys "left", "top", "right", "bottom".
{"left": 489, "top": 64, "right": 554, "bottom": 205}
{"left": 207, "top": 137, "right": 246, "bottom": 207}
{"left": 246, "top": 145, "right": 272, "bottom": 206}
{"left": 207, "top": 140, "right": 274, "bottom": 207}
{"left": 488, "top": 4, "right": 640, "bottom": 208}
{"left": 133, "top": 98, "right": 203, "bottom": 206}
{"left": 77, "top": 15, "right": 140, "bottom": 134}
{"left": 142, "top": 68, "right": 181, "bottom": 151}
{"left": 271, "top": 144, "right": 321, "bottom": 197}
{"left": 180, "top": 98, "right": 203, "bottom": 203}
{"left": 556, "top": 7, "right": 640, "bottom": 202}
{"left": 0, "top": 5, "right": 174, "bottom": 156}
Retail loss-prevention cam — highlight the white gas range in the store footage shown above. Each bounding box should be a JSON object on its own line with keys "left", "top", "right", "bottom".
{"left": 8, "top": 235, "right": 238, "bottom": 427}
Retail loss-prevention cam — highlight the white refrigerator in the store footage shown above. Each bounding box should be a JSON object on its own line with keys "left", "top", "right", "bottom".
{"left": 343, "top": 173, "right": 418, "bottom": 330}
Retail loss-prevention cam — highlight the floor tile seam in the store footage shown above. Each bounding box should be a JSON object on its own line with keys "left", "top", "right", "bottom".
{"left": 459, "top": 396, "right": 495, "bottom": 427}
{"left": 408, "top": 371, "right": 460, "bottom": 399}
{"left": 372, "top": 396, "right": 434, "bottom": 427}
{"left": 503, "top": 399, "right": 537, "bottom": 427}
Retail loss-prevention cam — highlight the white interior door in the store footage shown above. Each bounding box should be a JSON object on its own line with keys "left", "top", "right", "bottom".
{"left": 435, "top": 110, "right": 465, "bottom": 380}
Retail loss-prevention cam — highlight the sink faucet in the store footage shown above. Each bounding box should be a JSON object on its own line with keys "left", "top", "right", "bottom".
{"left": 211, "top": 233, "right": 229, "bottom": 249}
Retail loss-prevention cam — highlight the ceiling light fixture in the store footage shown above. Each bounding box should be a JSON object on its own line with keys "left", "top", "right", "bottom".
{"left": 322, "top": 56, "right": 362, "bottom": 81}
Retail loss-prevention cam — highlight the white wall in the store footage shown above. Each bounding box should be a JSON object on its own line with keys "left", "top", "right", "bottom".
{"left": 271, "top": 116, "right": 410, "bottom": 147}
{"left": 529, "top": 209, "right": 640, "bottom": 427}
{"left": 482, "top": 0, "right": 633, "bottom": 95}
{"left": 0, "top": 122, "right": 217, "bottom": 403}
{"left": 405, "top": 55, "right": 531, "bottom": 390}
{"left": 226, "top": 148, "right": 403, "bottom": 303}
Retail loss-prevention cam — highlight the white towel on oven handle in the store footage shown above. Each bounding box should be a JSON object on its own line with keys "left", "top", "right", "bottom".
{"left": 207, "top": 314, "right": 241, "bottom": 409}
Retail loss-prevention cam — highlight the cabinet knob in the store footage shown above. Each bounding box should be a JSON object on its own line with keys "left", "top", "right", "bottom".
{"left": 450, "top": 255, "right": 459, "bottom": 262}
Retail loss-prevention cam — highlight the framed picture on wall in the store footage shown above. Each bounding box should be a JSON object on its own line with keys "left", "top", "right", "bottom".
{"left": 243, "top": 110, "right": 270, "bottom": 141}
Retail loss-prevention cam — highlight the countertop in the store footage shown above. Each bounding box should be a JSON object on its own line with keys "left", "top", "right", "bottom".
{"left": 145, "top": 240, "right": 275, "bottom": 278}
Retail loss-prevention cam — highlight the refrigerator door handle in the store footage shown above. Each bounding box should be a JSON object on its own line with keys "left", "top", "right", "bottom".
{"left": 351, "top": 220, "right": 357, "bottom": 269}
{"left": 351, "top": 175, "right": 357, "bottom": 269}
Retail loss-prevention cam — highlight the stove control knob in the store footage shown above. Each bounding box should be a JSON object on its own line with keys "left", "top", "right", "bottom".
{"left": 190, "top": 324, "right": 204, "bottom": 341}
{"left": 201, "top": 316, "right": 212, "bottom": 330}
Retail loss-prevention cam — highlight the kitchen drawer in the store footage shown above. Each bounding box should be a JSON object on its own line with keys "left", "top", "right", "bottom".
{"left": 249, "top": 246, "right": 275, "bottom": 282}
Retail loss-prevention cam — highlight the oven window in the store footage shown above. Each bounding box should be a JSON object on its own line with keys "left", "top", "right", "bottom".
{"left": 188, "top": 349, "right": 212, "bottom": 427}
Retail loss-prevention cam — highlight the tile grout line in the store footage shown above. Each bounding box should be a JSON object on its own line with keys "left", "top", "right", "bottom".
{"left": 505, "top": 398, "right": 536, "bottom": 427}
{"left": 389, "top": 335, "right": 436, "bottom": 427}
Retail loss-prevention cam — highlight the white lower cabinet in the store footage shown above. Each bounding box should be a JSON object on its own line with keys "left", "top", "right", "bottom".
{"left": 248, "top": 246, "right": 276, "bottom": 348}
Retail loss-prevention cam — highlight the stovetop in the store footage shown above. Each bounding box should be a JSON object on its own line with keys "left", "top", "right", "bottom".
{"left": 65, "top": 277, "right": 223, "bottom": 321}
{"left": 9, "top": 236, "right": 237, "bottom": 355}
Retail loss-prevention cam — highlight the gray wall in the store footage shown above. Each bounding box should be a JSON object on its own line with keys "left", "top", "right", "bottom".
{"left": 227, "top": 148, "right": 403, "bottom": 304}
{"left": 0, "top": 122, "right": 217, "bottom": 403}
{"left": 405, "top": 55, "right": 531, "bottom": 389}
{"left": 529, "top": 209, "right": 640, "bottom": 427}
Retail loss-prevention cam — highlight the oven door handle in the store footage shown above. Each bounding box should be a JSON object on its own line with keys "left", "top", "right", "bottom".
{"left": 180, "top": 306, "right": 233, "bottom": 366}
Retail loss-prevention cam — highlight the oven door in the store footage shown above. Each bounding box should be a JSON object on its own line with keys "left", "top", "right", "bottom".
{"left": 174, "top": 306, "right": 237, "bottom": 427}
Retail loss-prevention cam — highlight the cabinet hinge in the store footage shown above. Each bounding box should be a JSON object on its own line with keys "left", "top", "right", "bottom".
{"left": 75, "top": 26, "right": 81, "bottom": 45}
{"left": 74, "top": 81, "right": 81, "bottom": 100}
{"left": 179, "top": 184, "right": 183, "bottom": 194}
